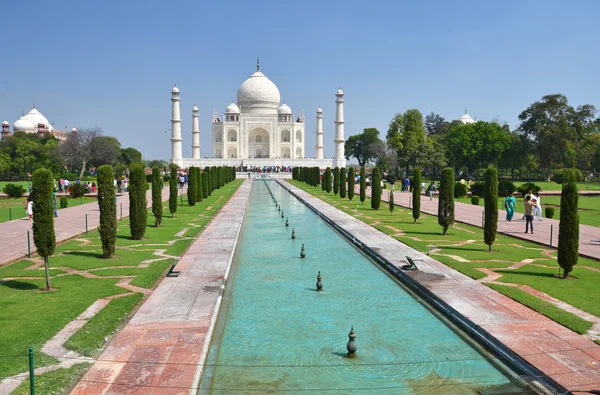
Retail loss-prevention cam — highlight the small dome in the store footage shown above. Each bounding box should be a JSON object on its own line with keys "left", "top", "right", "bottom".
{"left": 171, "top": 86, "right": 179, "bottom": 93}
{"left": 316, "top": 107, "right": 323, "bottom": 113}
{"left": 459, "top": 113, "right": 475, "bottom": 124}
{"left": 13, "top": 118, "right": 35, "bottom": 132}
{"left": 278, "top": 103, "right": 292, "bottom": 114}
{"left": 22, "top": 108, "right": 50, "bottom": 128}
{"left": 336, "top": 88, "right": 344, "bottom": 95}
{"left": 236, "top": 70, "right": 280, "bottom": 115}
{"left": 2, "top": 121, "right": 9, "bottom": 126}
{"left": 192, "top": 105, "right": 199, "bottom": 112}
{"left": 71, "top": 128, "right": 78, "bottom": 133}
{"left": 225, "top": 102, "right": 240, "bottom": 113}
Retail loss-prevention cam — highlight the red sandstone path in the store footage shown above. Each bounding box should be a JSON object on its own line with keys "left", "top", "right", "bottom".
{"left": 70, "top": 180, "right": 252, "bottom": 395}
{"left": 0, "top": 187, "right": 173, "bottom": 266}
{"left": 357, "top": 186, "right": 600, "bottom": 260}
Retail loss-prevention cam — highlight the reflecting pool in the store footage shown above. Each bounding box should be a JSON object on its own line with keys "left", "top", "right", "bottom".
{"left": 199, "top": 180, "right": 526, "bottom": 394}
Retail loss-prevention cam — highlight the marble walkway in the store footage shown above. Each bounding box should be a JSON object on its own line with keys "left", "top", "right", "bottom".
{"left": 70, "top": 179, "right": 251, "bottom": 395}
{"left": 357, "top": 186, "right": 600, "bottom": 260}
{"left": 0, "top": 187, "right": 172, "bottom": 266}
{"left": 289, "top": 181, "right": 600, "bottom": 394}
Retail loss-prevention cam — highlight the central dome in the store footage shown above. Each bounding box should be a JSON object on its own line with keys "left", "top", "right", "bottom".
{"left": 236, "top": 70, "right": 280, "bottom": 115}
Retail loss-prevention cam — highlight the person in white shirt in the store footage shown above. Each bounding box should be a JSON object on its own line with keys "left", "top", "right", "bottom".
{"left": 534, "top": 193, "right": 543, "bottom": 221}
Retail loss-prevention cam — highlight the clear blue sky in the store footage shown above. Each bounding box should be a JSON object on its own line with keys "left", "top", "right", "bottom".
{"left": 1, "top": 0, "right": 598, "bottom": 160}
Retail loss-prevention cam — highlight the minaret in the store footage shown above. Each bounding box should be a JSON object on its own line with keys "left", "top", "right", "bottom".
{"left": 315, "top": 107, "right": 324, "bottom": 159}
{"left": 191, "top": 105, "right": 200, "bottom": 159}
{"left": 170, "top": 85, "right": 183, "bottom": 166}
{"left": 333, "top": 89, "right": 346, "bottom": 167}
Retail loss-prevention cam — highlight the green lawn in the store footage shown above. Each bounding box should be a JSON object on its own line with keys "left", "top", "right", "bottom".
{"left": 0, "top": 196, "right": 97, "bottom": 223}
{"left": 0, "top": 179, "right": 243, "bottom": 393}
{"left": 290, "top": 180, "right": 599, "bottom": 337}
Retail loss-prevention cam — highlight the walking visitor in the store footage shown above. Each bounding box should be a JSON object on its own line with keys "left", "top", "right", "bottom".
{"left": 504, "top": 192, "right": 517, "bottom": 221}
{"left": 25, "top": 194, "right": 33, "bottom": 220}
{"left": 533, "top": 192, "right": 543, "bottom": 221}
{"left": 524, "top": 195, "right": 536, "bottom": 234}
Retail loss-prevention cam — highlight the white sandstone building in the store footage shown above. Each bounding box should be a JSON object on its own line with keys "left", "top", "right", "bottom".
{"left": 170, "top": 61, "right": 345, "bottom": 169}
{"left": 2, "top": 106, "right": 74, "bottom": 140}
{"left": 458, "top": 110, "right": 476, "bottom": 124}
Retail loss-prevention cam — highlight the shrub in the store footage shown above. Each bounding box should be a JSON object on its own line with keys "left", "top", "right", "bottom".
{"left": 201, "top": 172, "right": 208, "bottom": 199}
{"left": 325, "top": 167, "right": 332, "bottom": 193}
{"left": 97, "top": 165, "right": 116, "bottom": 258}
{"left": 545, "top": 207, "right": 555, "bottom": 219}
{"left": 162, "top": 174, "right": 170, "bottom": 183}
{"left": 498, "top": 179, "right": 516, "bottom": 197}
{"left": 151, "top": 166, "right": 163, "bottom": 227}
{"left": 471, "top": 196, "right": 480, "bottom": 205}
{"left": 371, "top": 167, "right": 381, "bottom": 210}
{"left": 333, "top": 167, "right": 340, "bottom": 195}
{"left": 348, "top": 167, "right": 355, "bottom": 200}
{"left": 438, "top": 168, "right": 455, "bottom": 235}
{"left": 484, "top": 167, "right": 498, "bottom": 251}
{"left": 413, "top": 168, "right": 421, "bottom": 223}
{"left": 558, "top": 181, "right": 579, "bottom": 278}
{"left": 32, "top": 168, "right": 55, "bottom": 290}
{"left": 454, "top": 182, "right": 468, "bottom": 199}
{"left": 60, "top": 196, "right": 68, "bottom": 208}
{"left": 517, "top": 182, "right": 541, "bottom": 197}
{"left": 469, "top": 182, "right": 485, "bottom": 197}
{"left": 206, "top": 167, "right": 212, "bottom": 196}
{"left": 187, "top": 167, "right": 197, "bottom": 206}
{"left": 3, "top": 183, "right": 25, "bottom": 198}
{"left": 145, "top": 174, "right": 153, "bottom": 183}
{"left": 69, "top": 183, "right": 86, "bottom": 198}
{"left": 129, "top": 163, "right": 147, "bottom": 240}
{"left": 169, "top": 165, "right": 178, "bottom": 217}
{"left": 360, "top": 166, "right": 366, "bottom": 204}
{"left": 196, "top": 167, "right": 203, "bottom": 203}
{"left": 340, "top": 168, "right": 347, "bottom": 198}
{"left": 552, "top": 168, "right": 583, "bottom": 185}
{"left": 389, "top": 190, "right": 394, "bottom": 214}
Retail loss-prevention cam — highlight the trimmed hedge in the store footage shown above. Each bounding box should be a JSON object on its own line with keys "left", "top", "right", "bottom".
{"left": 196, "top": 167, "right": 203, "bottom": 203}
{"left": 97, "top": 165, "right": 116, "bottom": 258}
{"left": 484, "top": 167, "right": 498, "bottom": 251}
{"left": 438, "top": 168, "right": 455, "bottom": 235}
{"left": 60, "top": 196, "right": 68, "bottom": 209}
{"left": 333, "top": 167, "right": 340, "bottom": 195}
{"left": 558, "top": 181, "right": 579, "bottom": 278}
{"left": 129, "top": 163, "right": 147, "bottom": 240}
{"left": 348, "top": 167, "right": 355, "bottom": 200}
{"left": 545, "top": 207, "right": 555, "bottom": 219}
{"left": 325, "top": 167, "right": 332, "bottom": 193}
{"left": 151, "top": 166, "right": 163, "bottom": 227}
{"left": 471, "top": 196, "right": 480, "bottom": 205}
{"left": 413, "top": 168, "right": 421, "bottom": 223}
{"left": 169, "top": 165, "right": 178, "bottom": 217}
{"left": 32, "top": 168, "right": 56, "bottom": 290}
{"left": 187, "top": 167, "right": 197, "bottom": 206}
{"left": 339, "top": 167, "right": 347, "bottom": 198}
{"left": 360, "top": 166, "right": 366, "bottom": 204}
{"left": 455, "top": 182, "right": 468, "bottom": 199}
{"left": 371, "top": 167, "right": 381, "bottom": 210}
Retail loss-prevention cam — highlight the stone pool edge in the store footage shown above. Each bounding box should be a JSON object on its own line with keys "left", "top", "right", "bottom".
{"left": 277, "top": 180, "right": 598, "bottom": 394}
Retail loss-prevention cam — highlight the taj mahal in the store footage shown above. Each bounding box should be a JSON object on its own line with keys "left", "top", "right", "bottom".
{"left": 169, "top": 61, "right": 346, "bottom": 169}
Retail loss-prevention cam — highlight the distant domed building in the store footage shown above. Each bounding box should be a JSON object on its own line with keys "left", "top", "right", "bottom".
{"left": 458, "top": 109, "right": 476, "bottom": 124}
{"left": 170, "top": 60, "right": 346, "bottom": 169}
{"left": 2, "top": 106, "right": 71, "bottom": 140}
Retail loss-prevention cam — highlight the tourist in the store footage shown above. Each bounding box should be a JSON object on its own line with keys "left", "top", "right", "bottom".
{"left": 25, "top": 194, "right": 33, "bottom": 220}
{"left": 123, "top": 178, "right": 128, "bottom": 192}
{"left": 533, "top": 192, "right": 543, "bottom": 221}
{"left": 504, "top": 192, "right": 517, "bottom": 221}
{"left": 524, "top": 195, "right": 536, "bottom": 234}
{"left": 428, "top": 181, "right": 436, "bottom": 200}
{"left": 91, "top": 182, "right": 97, "bottom": 193}
{"left": 52, "top": 189, "right": 58, "bottom": 217}
{"left": 117, "top": 178, "right": 122, "bottom": 194}
{"left": 522, "top": 190, "right": 533, "bottom": 220}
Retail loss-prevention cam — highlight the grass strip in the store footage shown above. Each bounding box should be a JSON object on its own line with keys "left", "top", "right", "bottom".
{"left": 11, "top": 362, "right": 92, "bottom": 395}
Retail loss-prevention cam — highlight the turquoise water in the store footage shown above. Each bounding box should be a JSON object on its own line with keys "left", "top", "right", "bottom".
{"left": 199, "top": 180, "right": 523, "bottom": 394}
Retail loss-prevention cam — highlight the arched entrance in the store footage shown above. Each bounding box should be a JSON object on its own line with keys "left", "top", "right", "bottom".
{"left": 248, "top": 128, "right": 269, "bottom": 158}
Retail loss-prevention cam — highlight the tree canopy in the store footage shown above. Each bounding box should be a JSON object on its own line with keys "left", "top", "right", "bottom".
{"left": 344, "top": 128, "right": 384, "bottom": 166}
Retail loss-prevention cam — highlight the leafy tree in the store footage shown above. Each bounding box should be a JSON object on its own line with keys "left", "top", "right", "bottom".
{"left": 151, "top": 166, "right": 163, "bottom": 227}
{"left": 32, "top": 168, "right": 56, "bottom": 290}
{"left": 333, "top": 167, "right": 340, "bottom": 195}
{"left": 129, "top": 163, "right": 147, "bottom": 240}
{"left": 552, "top": 168, "right": 583, "bottom": 185}
{"left": 97, "top": 165, "right": 116, "bottom": 258}
{"left": 389, "top": 189, "right": 394, "bottom": 214}
{"left": 484, "top": 167, "right": 498, "bottom": 251}
{"left": 348, "top": 167, "right": 355, "bottom": 200}
{"left": 558, "top": 179, "right": 579, "bottom": 278}
{"left": 438, "top": 168, "right": 455, "bottom": 235}
{"left": 120, "top": 147, "right": 142, "bottom": 166}
{"left": 412, "top": 167, "right": 421, "bottom": 223}
{"left": 325, "top": 167, "right": 332, "bottom": 193}
{"left": 1, "top": 132, "right": 62, "bottom": 179}
{"left": 187, "top": 167, "right": 197, "bottom": 206}
{"left": 60, "top": 127, "right": 120, "bottom": 179}
{"left": 145, "top": 159, "right": 169, "bottom": 169}
{"left": 371, "top": 167, "right": 381, "bottom": 210}
{"left": 339, "top": 167, "right": 347, "bottom": 198}
{"left": 169, "top": 165, "right": 178, "bottom": 217}
{"left": 344, "top": 128, "right": 384, "bottom": 166}
{"left": 386, "top": 109, "right": 427, "bottom": 173}
{"left": 424, "top": 112, "right": 446, "bottom": 136}
{"left": 360, "top": 166, "right": 366, "bottom": 204}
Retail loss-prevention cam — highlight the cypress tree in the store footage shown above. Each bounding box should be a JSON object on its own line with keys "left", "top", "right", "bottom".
{"left": 333, "top": 167, "right": 340, "bottom": 195}
{"left": 196, "top": 167, "right": 203, "bottom": 203}
{"left": 32, "top": 168, "right": 56, "bottom": 290}
{"left": 371, "top": 167, "right": 381, "bottom": 210}
{"left": 340, "top": 167, "right": 347, "bottom": 198}
{"left": 389, "top": 189, "right": 395, "bottom": 214}
{"left": 484, "top": 167, "right": 498, "bottom": 251}
{"left": 187, "top": 167, "right": 197, "bottom": 206}
{"left": 325, "top": 167, "right": 332, "bottom": 193}
{"left": 218, "top": 167, "right": 223, "bottom": 188}
{"left": 558, "top": 178, "right": 579, "bottom": 278}
{"left": 315, "top": 167, "right": 321, "bottom": 187}
{"left": 360, "top": 166, "right": 366, "bottom": 204}
{"left": 152, "top": 166, "right": 163, "bottom": 227}
{"left": 208, "top": 167, "right": 214, "bottom": 194}
{"left": 412, "top": 167, "right": 421, "bottom": 223}
{"left": 348, "top": 167, "right": 355, "bottom": 200}
{"left": 202, "top": 172, "right": 209, "bottom": 199}
{"left": 129, "top": 163, "right": 147, "bottom": 240}
{"left": 438, "top": 167, "right": 455, "bottom": 235}
{"left": 321, "top": 170, "right": 326, "bottom": 191}
{"left": 97, "top": 165, "right": 116, "bottom": 258}
{"left": 169, "top": 165, "right": 178, "bottom": 217}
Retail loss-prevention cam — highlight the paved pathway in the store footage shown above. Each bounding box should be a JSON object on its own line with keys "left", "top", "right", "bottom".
{"left": 0, "top": 187, "right": 173, "bottom": 266}
{"left": 358, "top": 186, "right": 600, "bottom": 260}
{"left": 70, "top": 179, "right": 251, "bottom": 395}
{"left": 288, "top": 181, "right": 600, "bottom": 394}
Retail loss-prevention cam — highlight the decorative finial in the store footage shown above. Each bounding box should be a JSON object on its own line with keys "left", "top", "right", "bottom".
{"left": 257, "top": 58, "right": 260, "bottom": 71}
{"left": 291, "top": 228, "right": 296, "bottom": 239}
{"left": 347, "top": 327, "right": 357, "bottom": 357}
{"left": 316, "top": 271, "right": 323, "bottom": 291}
{"left": 33, "top": 104, "right": 36, "bottom": 109}
{"left": 300, "top": 244, "right": 306, "bottom": 258}
{"left": 285, "top": 217, "right": 289, "bottom": 227}
{"left": 281, "top": 210, "right": 284, "bottom": 218}
{"left": 465, "top": 108, "right": 467, "bottom": 114}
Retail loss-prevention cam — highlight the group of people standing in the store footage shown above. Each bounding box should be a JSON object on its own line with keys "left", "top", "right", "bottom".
{"left": 504, "top": 190, "right": 543, "bottom": 234}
